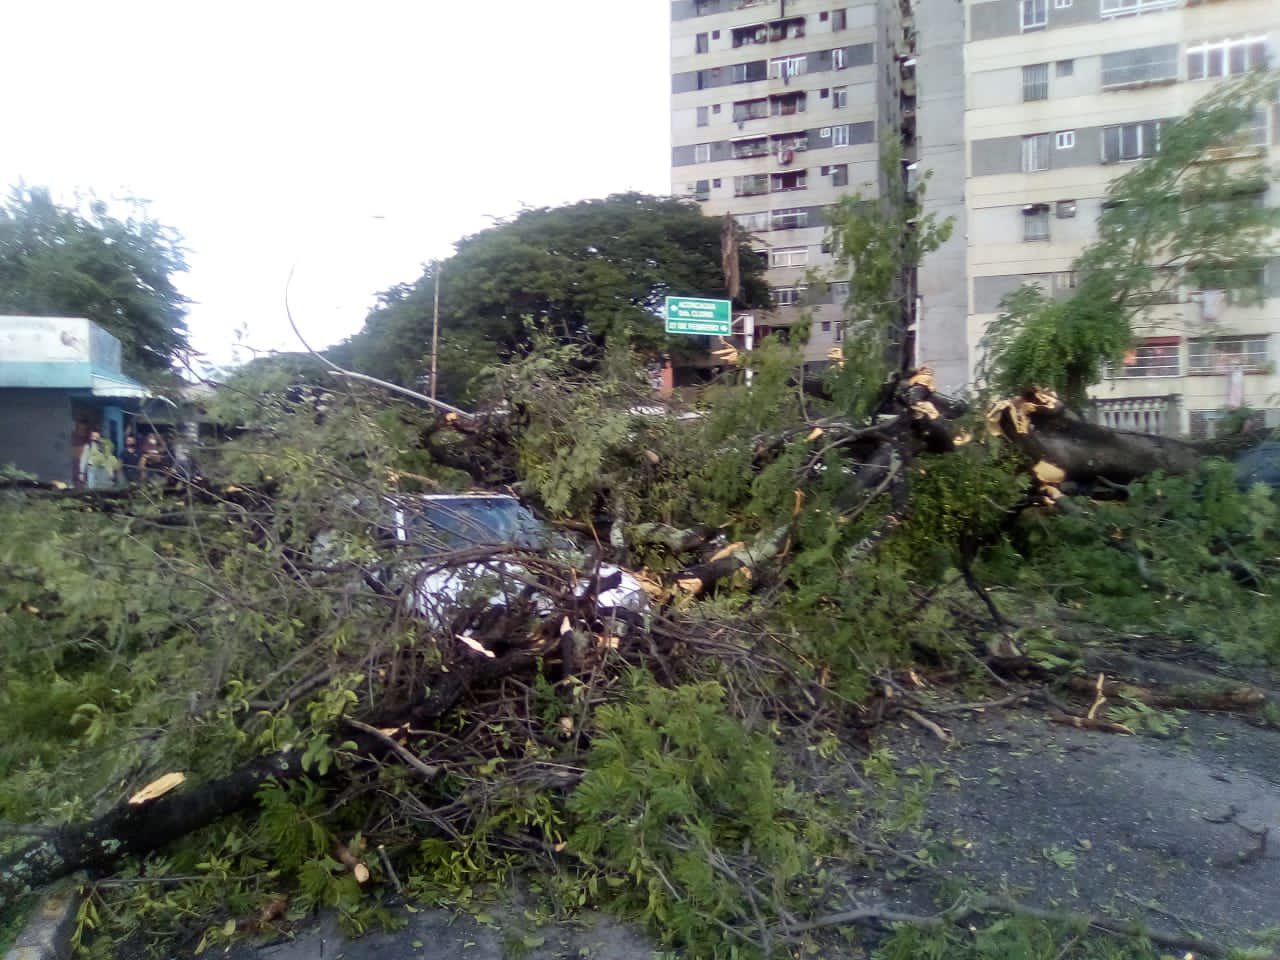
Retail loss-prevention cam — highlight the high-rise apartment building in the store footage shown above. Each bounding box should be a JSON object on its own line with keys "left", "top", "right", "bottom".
{"left": 918, "top": 0, "right": 1280, "bottom": 434}
{"left": 670, "top": 0, "right": 912, "bottom": 364}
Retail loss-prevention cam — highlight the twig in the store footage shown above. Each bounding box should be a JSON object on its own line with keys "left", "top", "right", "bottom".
{"left": 377, "top": 844, "right": 403, "bottom": 896}
{"left": 344, "top": 717, "right": 442, "bottom": 780}
{"left": 779, "top": 894, "right": 1235, "bottom": 956}
{"left": 918, "top": 691, "right": 1031, "bottom": 714}
{"left": 1047, "top": 710, "right": 1134, "bottom": 735}
{"left": 902, "top": 708, "right": 952, "bottom": 742}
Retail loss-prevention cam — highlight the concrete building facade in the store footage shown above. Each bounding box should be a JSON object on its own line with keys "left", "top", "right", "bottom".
{"left": 670, "top": 0, "right": 911, "bottom": 363}
{"left": 925, "top": 0, "right": 1280, "bottom": 434}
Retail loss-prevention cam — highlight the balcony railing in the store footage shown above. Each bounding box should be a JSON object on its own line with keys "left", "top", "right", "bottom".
{"left": 1090, "top": 395, "right": 1181, "bottom": 435}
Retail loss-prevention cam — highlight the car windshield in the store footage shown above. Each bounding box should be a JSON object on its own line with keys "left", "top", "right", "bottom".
{"left": 397, "top": 496, "right": 546, "bottom": 552}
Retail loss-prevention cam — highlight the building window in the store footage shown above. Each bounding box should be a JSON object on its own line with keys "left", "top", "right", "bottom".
{"left": 733, "top": 174, "right": 770, "bottom": 196}
{"left": 1188, "top": 335, "right": 1269, "bottom": 374}
{"left": 832, "top": 125, "right": 849, "bottom": 146}
{"left": 734, "top": 211, "right": 770, "bottom": 232}
{"left": 696, "top": 106, "right": 710, "bottom": 127}
{"left": 1101, "top": 45, "right": 1178, "bottom": 88}
{"left": 732, "top": 61, "right": 769, "bottom": 84}
{"left": 1056, "top": 59, "right": 1074, "bottom": 77}
{"left": 1120, "top": 337, "right": 1181, "bottom": 377}
{"left": 769, "top": 56, "right": 808, "bottom": 80}
{"left": 1102, "top": 121, "right": 1162, "bottom": 162}
{"left": 696, "top": 32, "right": 710, "bottom": 53}
{"left": 1056, "top": 199, "right": 1077, "bottom": 218}
{"left": 770, "top": 208, "right": 808, "bottom": 230}
{"left": 1054, "top": 0, "right": 1071, "bottom": 7}
{"left": 1022, "top": 133, "right": 1051, "bottom": 171}
{"left": 733, "top": 98, "right": 769, "bottom": 123}
{"left": 713, "top": 103, "right": 721, "bottom": 114}
{"left": 1055, "top": 130, "right": 1075, "bottom": 149}
{"left": 1053, "top": 270, "right": 1078, "bottom": 291}
{"left": 1099, "top": 0, "right": 1177, "bottom": 17}
{"left": 771, "top": 246, "right": 809, "bottom": 268}
{"left": 1188, "top": 410, "right": 1224, "bottom": 441}
{"left": 1022, "top": 63, "right": 1049, "bottom": 101}
{"left": 1190, "top": 262, "right": 1267, "bottom": 303}
{"left": 773, "top": 285, "right": 808, "bottom": 305}
{"left": 830, "top": 163, "right": 849, "bottom": 187}
{"left": 833, "top": 47, "right": 848, "bottom": 69}
{"left": 1021, "top": 0, "right": 1048, "bottom": 31}
{"left": 733, "top": 137, "right": 769, "bottom": 159}
{"left": 829, "top": 280, "right": 850, "bottom": 301}
{"left": 771, "top": 170, "right": 807, "bottom": 192}
{"left": 694, "top": 142, "right": 713, "bottom": 163}
{"left": 1023, "top": 204, "right": 1050, "bottom": 241}
{"left": 832, "top": 85, "right": 848, "bottom": 108}
{"left": 692, "top": 180, "right": 711, "bottom": 201}
{"left": 1186, "top": 38, "right": 1269, "bottom": 80}
{"left": 821, "top": 320, "right": 832, "bottom": 333}
{"left": 832, "top": 9, "right": 847, "bottom": 29}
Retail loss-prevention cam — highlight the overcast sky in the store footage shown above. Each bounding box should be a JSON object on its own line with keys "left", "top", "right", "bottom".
{"left": 1, "top": 1, "right": 671, "bottom": 368}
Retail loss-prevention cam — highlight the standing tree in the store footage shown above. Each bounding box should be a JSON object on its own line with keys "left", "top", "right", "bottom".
{"left": 978, "top": 71, "right": 1280, "bottom": 410}
{"left": 336, "top": 193, "right": 771, "bottom": 402}
{"left": 824, "top": 147, "right": 955, "bottom": 419}
{"left": 0, "top": 186, "right": 190, "bottom": 376}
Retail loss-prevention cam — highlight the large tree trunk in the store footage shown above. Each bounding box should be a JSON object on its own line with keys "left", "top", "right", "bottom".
{"left": 988, "top": 388, "right": 1203, "bottom": 486}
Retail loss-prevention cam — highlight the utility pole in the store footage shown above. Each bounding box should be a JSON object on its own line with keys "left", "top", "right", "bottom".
{"left": 430, "top": 260, "right": 441, "bottom": 401}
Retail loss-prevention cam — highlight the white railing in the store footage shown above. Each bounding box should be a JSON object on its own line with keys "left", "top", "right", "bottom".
{"left": 1092, "top": 395, "right": 1181, "bottom": 435}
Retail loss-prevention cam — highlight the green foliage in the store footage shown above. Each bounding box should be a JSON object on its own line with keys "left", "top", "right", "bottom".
{"left": 568, "top": 674, "right": 805, "bottom": 959}
{"left": 876, "top": 913, "right": 1162, "bottom": 960}
{"left": 0, "top": 186, "right": 189, "bottom": 375}
{"left": 979, "top": 71, "right": 1280, "bottom": 407}
{"left": 336, "top": 193, "right": 771, "bottom": 403}
{"left": 979, "top": 460, "right": 1280, "bottom": 663}
{"left": 825, "top": 145, "right": 954, "bottom": 419}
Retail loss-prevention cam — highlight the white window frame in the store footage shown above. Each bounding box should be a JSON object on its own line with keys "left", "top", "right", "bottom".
{"left": 1022, "top": 63, "right": 1049, "bottom": 101}
{"left": 830, "top": 163, "right": 849, "bottom": 187}
{"left": 1100, "top": 45, "right": 1179, "bottom": 89}
{"left": 829, "top": 281, "right": 850, "bottom": 301}
{"left": 696, "top": 106, "right": 710, "bottom": 128}
{"left": 1188, "top": 335, "right": 1269, "bottom": 374}
{"left": 1186, "top": 37, "right": 1269, "bottom": 81}
{"left": 1023, "top": 205, "right": 1050, "bottom": 242}
{"left": 694, "top": 143, "right": 713, "bottom": 163}
{"left": 1054, "top": 0, "right": 1071, "bottom": 7}
{"left": 772, "top": 284, "right": 809, "bottom": 306}
{"left": 832, "top": 9, "right": 847, "bottom": 30}
{"left": 1099, "top": 0, "right": 1177, "bottom": 17}
{"left": 734, "top": 211, "right": 770, "bottom": 232}
{"left": 1102, "top": 121, "right": 1162, "bottom": 163}
{"left": 1021, "top": 0, "right": 1048, "bottom": 31}
{"left": 1119, "top": 338, "right": 1181, "bottom": 378}
{"left": 1021, "top": 133, "right": 1051, "bottom": 172}
{"left": 831, "top": 125, "right": 849, "bottom": 147}
{"left": 832, "top": 85, "right": 848, "bottom": 109}
{"left": 770, "top": 207, "right": 808, "bottom": 230}
{"left": 1055, "top": 130, "right": 1075, "bottom": 150}
{"left": 770, "top": 246, "right": 809, "bottom": 268}
{"left": 833, "top": 47, "right": 848, "bottom": 69}
{"left": 769, "top": 56, "right": 808, "bottom": 80}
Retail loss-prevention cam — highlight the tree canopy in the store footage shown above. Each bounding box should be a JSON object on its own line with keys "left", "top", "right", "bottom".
{"left": 0, "top": 186, "right": 190, "bottom": 376}
{"left": 978, "top": 71, "right": 1280, "bottom": 408}
{"left": 333, "top": 193, "right": 771, "bottom": 402}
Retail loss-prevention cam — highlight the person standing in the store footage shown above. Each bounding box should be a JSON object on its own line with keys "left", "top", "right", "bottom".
{"left": 120, "top": 434, "right": 141, "bottom": 483}
{"left": 79, "top": 431, "right": 120, "bottom": 489}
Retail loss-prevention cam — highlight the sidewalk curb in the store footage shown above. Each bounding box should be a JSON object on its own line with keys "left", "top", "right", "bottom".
{"left": 3, "top": 883, "right": 81, "bottom": 960}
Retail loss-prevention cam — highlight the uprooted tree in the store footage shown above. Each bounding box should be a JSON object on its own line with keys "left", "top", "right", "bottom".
{"left": 2, "top": 76, "right": 1279, "bottom": 960}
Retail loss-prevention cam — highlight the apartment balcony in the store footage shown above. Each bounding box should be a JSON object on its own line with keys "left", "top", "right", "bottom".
{"left": 1090, "top": 395, "right": 1182, "bottom": 436}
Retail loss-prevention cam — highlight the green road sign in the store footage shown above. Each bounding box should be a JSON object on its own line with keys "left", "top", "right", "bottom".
{"left": 664, "top": 296, "right": 732, "bottom": 336}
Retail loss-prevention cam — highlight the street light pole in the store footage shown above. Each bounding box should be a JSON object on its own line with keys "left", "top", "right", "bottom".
{"left": 431, "top": 260, "right": 441, "bottom": 401}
